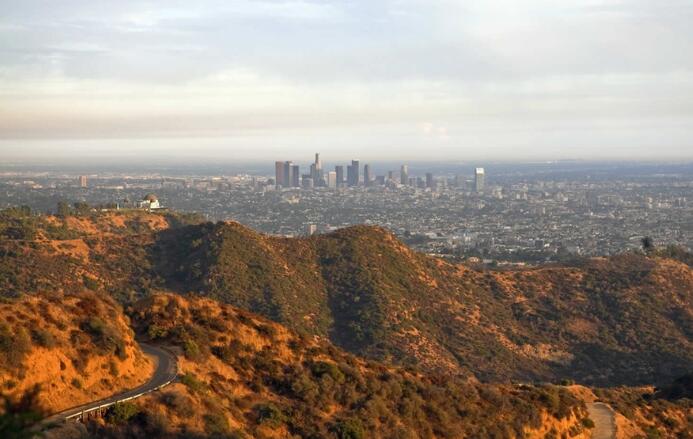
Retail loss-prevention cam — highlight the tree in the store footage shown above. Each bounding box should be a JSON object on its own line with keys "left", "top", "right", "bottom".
{"left": 73, "top": 202, "right": 91, "bottom": 216}
{"left": 106, "top": 401, "right": 140, "bottom": 424}
{"left": 0, "top": 385, "right": 43, "bottom": 439}
{"left": 641, "top": 236, "right": 655, "bottom": 254}
{"left": 56, "top": 201, "right": 70, "bottom": 218}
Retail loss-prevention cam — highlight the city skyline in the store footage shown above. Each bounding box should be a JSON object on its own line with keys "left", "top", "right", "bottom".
{"left": 272, "top": 153, "right": 479, "bottom": 189}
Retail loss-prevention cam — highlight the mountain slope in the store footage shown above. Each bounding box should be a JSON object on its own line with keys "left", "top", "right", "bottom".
{"left": 0, "top": 291, "right": 152, "bottom": 413}
{"left": 90, "top": 293, "right": 590, "bottom": 438}
{"left": 152, "top": 220, "right": 692, "bottom": 385}
{"left": 2, "top": 209, "right": 691, "bottom": 386}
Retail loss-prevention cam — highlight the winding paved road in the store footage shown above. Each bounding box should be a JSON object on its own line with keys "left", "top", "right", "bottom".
{"left": 43, "top": 343, "right": 177, "bottom": 425}
{"left": 587, "top": 402, "right": 616, "bottom": 439}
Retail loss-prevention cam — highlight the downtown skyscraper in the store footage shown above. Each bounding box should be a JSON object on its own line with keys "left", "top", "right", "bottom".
{"left": 364, "top": 164, "right": 372, "bottom": 187}
{"left": 400, "top": 164, "right": 408, "bottom": 185}
{"left": 475, "top": 167, "right": 485, "bottom": 193}
{"left": 347, "top": 160, "right": 360, "bottom": 186}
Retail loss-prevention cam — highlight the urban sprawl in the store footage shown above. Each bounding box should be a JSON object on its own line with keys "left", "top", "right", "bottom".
{"left": 1, "top": 156, "right": 691, "bottom": 264}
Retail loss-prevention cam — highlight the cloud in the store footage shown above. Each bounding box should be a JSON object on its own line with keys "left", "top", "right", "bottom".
{"left": 0, "top": 0, "right": 692, "bottom": 160}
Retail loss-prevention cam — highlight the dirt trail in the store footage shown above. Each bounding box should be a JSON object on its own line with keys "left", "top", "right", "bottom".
{"left": 587, "top": 402, "right": 616, "bottom": 439}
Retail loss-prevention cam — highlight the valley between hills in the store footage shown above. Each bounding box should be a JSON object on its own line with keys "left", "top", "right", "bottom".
{"left": 0, "top": 208, "right": 691, "bottom": 438}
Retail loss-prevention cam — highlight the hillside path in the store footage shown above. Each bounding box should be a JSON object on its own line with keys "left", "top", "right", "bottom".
{"left": 42, "top": 343, "right": 177, "bottom": 424}
{"left": 587, "top": 402, "right": 616, "bottom": 439}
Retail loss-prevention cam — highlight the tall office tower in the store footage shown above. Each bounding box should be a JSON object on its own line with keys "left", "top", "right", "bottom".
{"left": 314, "top": 153, "right": 321, "bottom": 173}
{"left": 335, "top": 165, "right": 344, "bottom": 187}
{"left": 327, "top": 171, "right": 337, "bottom": 188}
{"left": 400, "top": 164, "right": 408, "bottom": 185}
{"left": 375, "top": 175, "right": 385, "bottom": 185}
{"left": 291, "top": 165, "right": 300, "bottom": 187}
{"left": 363, "top": 164, "right": 372, "bottom": 187}
{"left": 387, "top": 170, "right": 394, "bottom": 181}
{"left": 79, "top": 175, "right": 88, "bottom": 188}
{"left": 275, "top": 161, "right": 285, "bottom": 188}
{"left": 475, "top": 167, "right": 485, "bottom": 193}
{"left": 347, "top": 160, "right": 360, "bottom": 186}
{"left": 283, "top": 161, "right": 293, "bottom": 187}
{"left": 309, "top": 152, "right": 321, "bottom": 186}
{"left": 425, "top": 172, "right": 434, "bottom": 189}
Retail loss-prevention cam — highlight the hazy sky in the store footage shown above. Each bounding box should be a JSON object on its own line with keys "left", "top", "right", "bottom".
{"left": 1, "top": 0, "right": 692, "bottom": 163}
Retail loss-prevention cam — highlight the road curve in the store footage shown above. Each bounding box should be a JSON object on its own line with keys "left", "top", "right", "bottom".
{"left": 43, "top": 342, "right": 177, "bottom": 424}
{"left": 587, "top": 402, "right": 616, "bottom": 439}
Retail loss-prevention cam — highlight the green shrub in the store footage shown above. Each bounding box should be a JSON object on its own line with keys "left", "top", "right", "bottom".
{"left": 30, "top": 328, "right": 56, "bottom": 348}
{"left": 0, "top": 324, "right": 32, "bottom": 368}
{"left": 82, "top": 275, "right": 100, "bottom": 291}
{"left": 255, "top": 403, "right": 286, "bottom": 427}
{"left": 147, "top": 324, "right": 169, "bottom": 340}
{"left": 106, "top": 401, "right": 140, "bottom": 424}
{"left": 332, "top": 418, "right": 365, "bottom": 439}
{"left": 108, "top": 360, "right": 119, "bottom": 377}
{"left": 183, "top": 337, "right": 203, "bottom": 361}
{"left": 581, "top": 417, "right": 595, "bottom": 428}
{"left": 81, "top": 317, "right": 126, "bottom": 359}
{"left": 310, "top": 361, "right": 345, "bottom": 383}
{"left": 180, "top": 373, "right": 207, "bottom": 393}
{"left": 256, "top": 323, "right": 277, "bottom": 338}
{"left": 204, "top": 411, "right": 230, "bottom": 435}
{"left": 160, "top": 391, "right": 194, "bottom": 417}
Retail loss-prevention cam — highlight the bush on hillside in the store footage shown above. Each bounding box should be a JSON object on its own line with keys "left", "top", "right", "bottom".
{"left": 0, "top": 324, "right": 32, "bottom": 369}
{"left": 106, "top": 401, "right": 140, "bottom": 424}
{"left": 81, "top": 317, "right": 127, "bottom": 360}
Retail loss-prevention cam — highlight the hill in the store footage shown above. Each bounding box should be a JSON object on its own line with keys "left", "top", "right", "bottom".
{"left": 0, "top": 290, "right": 152, "bottom": 413}
{"left": 152, "top": 220, "right": 693, "bottom": 386}
{"left": 1, "top": 208, "right": 691, "bottom": 387}
{"left": 46, "top": 293, "right": 590, "bottom": 439}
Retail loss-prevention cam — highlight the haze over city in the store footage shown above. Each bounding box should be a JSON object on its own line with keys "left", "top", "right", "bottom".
{"left": 2, "top": 0, "right": 693, "bottom": 163}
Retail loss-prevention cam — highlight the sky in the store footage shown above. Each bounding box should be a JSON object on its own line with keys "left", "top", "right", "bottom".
{"left": 1, "top": 0, "right": 692, "bottom": 163}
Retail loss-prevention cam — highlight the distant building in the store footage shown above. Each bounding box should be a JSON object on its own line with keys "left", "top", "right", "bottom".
{"left": 327, "top": 171, "right": 337, "bottom": 188}
{"left": 306, "top": 224, "right": 317, "bottom": 236}
{"left": 291, "top": 165, "right": 300, "bottom": 187}
{"left": 400, "top": 165, "right": 408, "bottom": 185}
{"left": 347, "top": 160, "right": 360, "bottom": 186}
{"left": 79, "top": 175, "right": 88, "bottom": 188}
{"left": 426, "top": 172, "right": 434, "bottom": 189}
{"left": 475, "top": 167, "right": 485, "bottom": 193}
{"left": 275, "top": 161, "right": 284, "bottom": 188}
{"left": 283, "top": 161, "right": 293, "bottom": 187}
{"left": 302, "top": 175, "right": 313, "bottom": 189}
{"left": 313, "top": 153, "right": 322, "bottom": 186}
{"left": 335, "top": 166, "right": 344, "bottom": 187}
{"left": 138, "top": 193, "right": 161, "bottom": 210}
{"left": 364, "top": 164, "right": 372, "bottom": 187}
